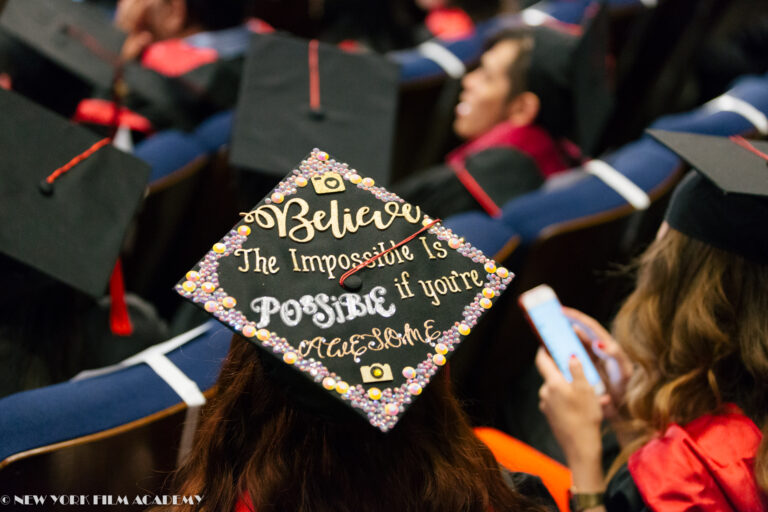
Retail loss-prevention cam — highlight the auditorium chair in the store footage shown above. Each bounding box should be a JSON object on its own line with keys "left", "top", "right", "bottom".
{"left": 0, "top": 322, "right": 231, "bottom": 510}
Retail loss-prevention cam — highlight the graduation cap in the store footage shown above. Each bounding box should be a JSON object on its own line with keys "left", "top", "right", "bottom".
{"left": 524, "top": 4, "right": 613, "bottom": 157}
{"left": 0, "top": 88, "right": 149, "bottom": 302}
{"left": 228, "top": 33, "right": 400, "bottom": 186}
{"left": 0, "top": 0, "right": 125, "bottom": 90}
{"left": 0, "top": 0, "right": 240, "bottom": 130}
{"left": 648, "top": 129, "right": 768, "bottom": 264}
{"left": 176, "top": 149, "right": 513, "bottom": 431}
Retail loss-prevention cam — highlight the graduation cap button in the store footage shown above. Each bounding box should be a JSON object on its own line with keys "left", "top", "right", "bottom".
{"left": 38, "top": 178, "right": 54, "bottom": 196}
{"left": 342, "top": 274, "right": 362, "bottom": 291}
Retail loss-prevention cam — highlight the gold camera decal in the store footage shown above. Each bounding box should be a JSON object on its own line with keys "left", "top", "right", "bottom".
{"left": 311, "top": 172, "right": 346, "bottom": 195}
{"left": 360, "top": 363, "right": 394, "bottom": 383}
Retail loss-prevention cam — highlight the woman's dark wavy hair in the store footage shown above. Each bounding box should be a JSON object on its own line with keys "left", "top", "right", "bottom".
{"left": 155, "top": 335, "right": 551, "bottom": 512}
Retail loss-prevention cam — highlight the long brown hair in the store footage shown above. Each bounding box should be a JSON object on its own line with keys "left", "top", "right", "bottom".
{"left": 609, "top": 227, "right": 768, "bottom": 490}
{"left": 158, "top": 335, "right": 550, "bottom": 512}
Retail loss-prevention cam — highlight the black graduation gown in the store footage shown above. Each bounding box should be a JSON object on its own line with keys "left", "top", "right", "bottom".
{"left": 393, "top": 147, "right": 545, "bottom": 219}
{"left": 604, "top": 464, "right": 650, "bottom": 512}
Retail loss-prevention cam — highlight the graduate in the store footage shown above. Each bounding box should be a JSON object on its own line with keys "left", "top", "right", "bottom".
{"left": 153, "top": 148, "right": 559, "bottom": 511}
{"left": 394, "top": 9, "right": 613, "bottom": 219}
{"left": 535, "top": 131, "right": 768, "bottom": 511}
{"left": 0, "top": 88, "right": 166, "bottom": 397}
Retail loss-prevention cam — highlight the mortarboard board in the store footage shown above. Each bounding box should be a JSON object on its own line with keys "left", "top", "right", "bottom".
{"left": 648, "top": 129, "right": 768, "bottom": 264}
{"left": 0, "top": 0, "right": 241, "bottom": 130}
{"left": 176, "top": 149, "right": 513, "bottom": 431}
{"left": 0, "top": 88, "right": 149, "bottom": 298}
{"left": 0, "top": 0, "right": 124, "bottom": 90}
{"left": 228, "top": 34, "right": 400, "bottom": 186}
{"left": 524, "top": 5, "right": 613, "bottom": 157}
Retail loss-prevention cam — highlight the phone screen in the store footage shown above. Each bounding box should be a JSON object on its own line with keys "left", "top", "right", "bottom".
{"left": 524, "top": 289, "right": 605, "bottom": 394}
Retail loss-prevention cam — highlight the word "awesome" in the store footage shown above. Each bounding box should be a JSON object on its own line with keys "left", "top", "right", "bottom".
{"left": 250, "top": 286, "right": 396, "bottom": 329}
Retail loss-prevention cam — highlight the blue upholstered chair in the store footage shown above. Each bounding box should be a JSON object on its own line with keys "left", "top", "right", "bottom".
{"left": 0, "top": 322, "right": 231, "bottom": 495}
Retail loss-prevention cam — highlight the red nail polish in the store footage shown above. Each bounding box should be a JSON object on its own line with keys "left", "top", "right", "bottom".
{"left": 596, "top": 341, "right": 606, "bottom": 350}
{"left": 570, "top": 354, "right": 577, "bottom": 360}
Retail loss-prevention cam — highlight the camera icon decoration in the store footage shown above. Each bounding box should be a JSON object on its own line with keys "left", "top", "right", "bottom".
{"left": 311, "top": 171, "right": 346, "bottom": 195}
{"left": 360, "top": 363, "right": 394, "bottom": 383}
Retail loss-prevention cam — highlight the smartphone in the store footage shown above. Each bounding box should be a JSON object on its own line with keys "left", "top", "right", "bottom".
{"left": 519, "top": 284, "right": 605, "bottom": 395}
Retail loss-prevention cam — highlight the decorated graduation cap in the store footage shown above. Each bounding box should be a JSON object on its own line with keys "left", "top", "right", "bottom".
{"left": 229, "top": 33, "right": 400, "bottom": 186}
{"left": 523, "top": 4, "right": 613, "bottom": 156}
{"left": 176, "top": 149, "right": 513, "bottom": 431}
{"left": 648, "top": 129, "right": 768, "bottom": 264}
{"left": 0, "top": 88, "right": 149, "bottom": 311}
{"left": 0, "top": 0, "right": 238, "bottom": 129}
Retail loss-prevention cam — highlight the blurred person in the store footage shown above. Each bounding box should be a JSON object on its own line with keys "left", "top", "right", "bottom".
{"left": 535, "top": 132, "right": 768, "bottom": 511}
{"left": 395, "top": 14, "right": 611, "bottom": 219}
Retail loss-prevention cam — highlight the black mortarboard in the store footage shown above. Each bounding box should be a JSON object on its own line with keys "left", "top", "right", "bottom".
{"left": 176, "top": 149, "right": 513, "bottom": 431}
{"left": 525, "top": 5, "right": 613, "bottom": 156}
{"left": 229, "top": 34, "right": 400, "bottom": 186}
{"left": 648, "top": 129, "right": 768, "bottom": 264}
{"left": 0, "top": 0, "right": 240, "bottom": 130}
{"left": 0, "top": 88, "right": 149, "bottom": 298}
{"left": 0, "top": 0, "right": 124, "bottom": 90}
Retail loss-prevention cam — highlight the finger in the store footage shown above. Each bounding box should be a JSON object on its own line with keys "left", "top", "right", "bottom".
{"left": 568, "top": 355, "right": 588, "bottom": 384}
{"left": 535, "top": 347, "right": 564, "bottom": 383}
{"left": 563, "top": 307, "right": 612, "bottom": 340}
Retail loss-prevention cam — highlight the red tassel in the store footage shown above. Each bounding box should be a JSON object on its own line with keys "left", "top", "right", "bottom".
{"left": 109, "top": 259, "right": 133, "bottom": 336}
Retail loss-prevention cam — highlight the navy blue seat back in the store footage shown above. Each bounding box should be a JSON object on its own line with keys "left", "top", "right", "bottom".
{"left": 0, "top": 323, "right": 231, "bottom": 495}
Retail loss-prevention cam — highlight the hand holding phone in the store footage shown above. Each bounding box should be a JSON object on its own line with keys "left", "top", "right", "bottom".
{"left": 519, "top": 284, "right": 606, "bottom": 395}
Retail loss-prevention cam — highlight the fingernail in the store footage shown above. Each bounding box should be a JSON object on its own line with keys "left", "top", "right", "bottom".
{"left": 596, "top": 341, "right": 606, "bottom": 350}
{"left": 570, "top": 354, "right": 577, "bottom": 361}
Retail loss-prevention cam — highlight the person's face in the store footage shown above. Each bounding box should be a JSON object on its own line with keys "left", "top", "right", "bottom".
{"left": 115, "top": 0, "right": 184, "bottom": 40}
{"left": 453, "top": 40, "right": 521, "bottom": 140}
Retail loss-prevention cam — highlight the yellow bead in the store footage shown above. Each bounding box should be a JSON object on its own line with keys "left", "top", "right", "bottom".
{"left": 484, "top": 261, "right": 497, "bottom": 273}
{"left": 335, "top": 381, "right": 349, "bottom": 394}
{"left": 322, "top": 377, "right": 336, "bottom": 390}
{"left": 482, "top": 288, "right": 495, "bottom": 299}
{"left": 186, "top": 271, "right": 200, "bottom": 281}
{"left": 242, "top": 325, "right": 256, "bottom": 337}
{"left": 458, "top": 323, "right": 471, "bottom": 336}
{"left": 182, "top": 281, "right": 196, "bottom": 292}
{"left": 496, "top": 267, "right": 510, "bottom": 279}
{"left": 433, "top": 354, "right": 447, "bottom": 366}
{"left": 222, "top": 296, "right": 236, "bottom": 308}
{"left": 271, "top": 192, "right": 284, "bottom": 203}
{"left": 317, "top": 151, "right": 329, "bottom": 161}
{"left": 435, "top": 343, "right": 448, "bottom": 355}
{"left": 384, "top": 404, "right": 399, "bottom": 416}
{"left": 213, "top": 243, "right": 227, "bottom": 254}
{"left": 201, "top": 282, "right": 216, "bottom": 294}
{"left": 238, "top": 225, "right": 251, "bottom": 236}
{"left": 204, "top": 301, "right": 218, "bottom": 312}
{"left": 362, "top": 177, "right": 375, "bottom": 187}
{"left": 402, "top": 366, "right": 416, "bottom": 379}
{"left": 422, "top": 217, "right": 433, "bottom": 227}
{"left": 256, "top": 329, "right": 270, "bottom": 341}
{"left": 295, "top": 176, "right": 308, "bottom": 187}
{"left": 368, "top": 387, "right": 382, "bottom": 400}
{"left": 480, "top": 298, "right": 492, "bottom": 309}
{"left": 283, "top": 352, "right": 297, "bottom": 364}
{"left": 349, "top": 174, "right": 362, "bottom": 184}
{"left": 407, "top": 383, "right": 422, "bottom": 395}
